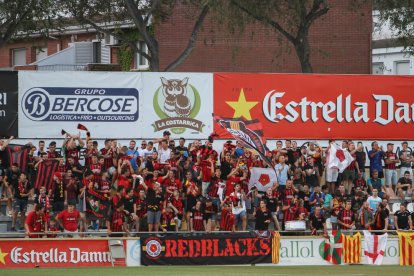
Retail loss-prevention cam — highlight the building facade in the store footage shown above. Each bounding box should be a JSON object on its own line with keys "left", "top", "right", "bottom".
{"left": 0, "top": 1, "right": 372, "bottom": 73}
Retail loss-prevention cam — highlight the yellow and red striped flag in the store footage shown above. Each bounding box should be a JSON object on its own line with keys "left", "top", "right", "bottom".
{"left": 342, "top": 232, "right": 361, "bottom": 264}
{"left": 272, "top": 232, "right": 281, "bottom": 264}
{"left": 397, "top": 232, "right": 414, "bottom": 266}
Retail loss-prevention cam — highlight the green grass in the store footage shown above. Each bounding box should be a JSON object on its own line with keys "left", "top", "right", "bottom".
{"left": 2, "top": 265, "right": 414, "bottom": 276}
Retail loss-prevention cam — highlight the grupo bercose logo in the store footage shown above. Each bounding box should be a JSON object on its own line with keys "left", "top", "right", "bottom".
{"left": 21, "top": 87, "right": 139, "bottom": 122}
{"left": 152, "top": 77, "right": 204, "bottom": 134}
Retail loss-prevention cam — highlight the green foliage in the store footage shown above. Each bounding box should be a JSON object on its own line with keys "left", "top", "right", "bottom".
{"left": 118, "top": 44, "right": 135, "bottom": 71}
{"left": 376, "top": 0, "right": 414, "bottom": 52}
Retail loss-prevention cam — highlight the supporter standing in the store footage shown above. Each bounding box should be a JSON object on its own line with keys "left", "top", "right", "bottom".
{"left": 326, "top": 140, "right": 339, "bottom": 194}
{"left": 10, "top": 172, "right": 32, "bottom": 231}
{"left": 355, "top": 142, "right": 367, "bottom": 179}
{"left": 310, "top": 206, "right": 326, "bottom": 235}
{"left": 383, "top": 143, "right": 400, "bottom": 192}
{"left": 190, "top": 200, "right": 205, "bottom": 232}
{"left": 106, "top": 201, "right": 129, "bottom": 237}
{"left": 275, "top": 156, "right": 289, "bottom": 187}
{"left": 56, "top": 201, "right": 81, "bottom": 237}
{"left": 358, "top": 201, "right": 374, "bottom": 230}
{"left": 127, "top": 140, "right": 140, "bottom": 173}
{"left": 230, "top": 183, "right": 247, "bottom": 231}
{"left": 368, "top": 141, "right": 384, "bottom": 178}
{"left": 399, "top": 142, "right": 413, "bottom": 180}
{"left": 141, "top": 181, "right": 163, "bottom": 232}
{"left": 254, "top": 200, "right": 272, "bottom": 231}
{"left": 369, "top": 202, "right": 388, "bottom": 231}
{"left": 342, "top": 141, "right": 359, "bottom": 194}
{"left": 24, "top": 204, "right": 47, "bottom": 238}
{"left": 338, "top": 200, "right": 355, "bottom": 230}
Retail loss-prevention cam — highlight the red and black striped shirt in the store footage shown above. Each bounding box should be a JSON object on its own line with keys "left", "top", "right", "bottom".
{"left": 208, "top": 177, "right": 220, "bottom": 197}
{"left": 338, "top": 209, "right": 355, "bottom": 229}
{"left": 220, "top": 208, "right": 234, "bottom": 231}
{"left": 191, "top": 208, "right": 204, "bottom": 231}
{"left": 100, "top": 148, "right": 115, "bottom": 171}
{"left": 108, "top": 210, "right": 126, "bottom": 233}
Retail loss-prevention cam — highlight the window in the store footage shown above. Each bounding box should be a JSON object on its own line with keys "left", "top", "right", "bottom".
{"left": 372, "top": 62, "right": 384, "bottom": 75}
{"left": 135, "top": 41, "right": 149, "bottom": 69}
{"left": 36, "top": 47, "right": 48, "bottom": 61}
{"left": 395, "top": 61, "right": 410, "bottom": 75}
{"left": 12, "top": 48, "right": 26, "bottom": 66}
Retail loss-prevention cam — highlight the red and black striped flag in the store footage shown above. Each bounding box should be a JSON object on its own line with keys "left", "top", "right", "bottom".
{"left": 84, "top": 187, "right": 110, "bottom": 219}
{"left": 214, "top": 116, "right": 274, "bottom": 171}
{"left": 4, "top": 144, "right": 31, "bottom": 172}
{"left": 35, "top": 159, "right": 59, "bottom": 190}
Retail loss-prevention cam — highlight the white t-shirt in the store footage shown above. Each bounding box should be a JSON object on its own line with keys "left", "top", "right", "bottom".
{"left": 367, "top": 196, "right": 382, "bottom": 212}
{"left": 158, "top": 148, "right": 171, "bottom": 164}
{"left": 230, "top": 192, "right": 246, "bottom": 215}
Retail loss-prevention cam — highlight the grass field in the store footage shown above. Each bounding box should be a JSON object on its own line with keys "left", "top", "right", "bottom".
{"left": 2, "top": 265, "right": 414, "bottom": 276}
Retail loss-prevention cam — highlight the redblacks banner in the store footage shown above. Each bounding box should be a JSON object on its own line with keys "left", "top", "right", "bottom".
{"left": 0, "top": 239, "right": 118, "bottom": 268}
{"left": 214, "top": 74, "right": 414, "bottom": 139}
{"left": 140, "top": 232, "right": 273, "bottom": 265}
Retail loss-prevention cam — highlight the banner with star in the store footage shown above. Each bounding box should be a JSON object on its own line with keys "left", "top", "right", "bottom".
{"left": 213, "top": 73, "right": 414, "bottom": 139}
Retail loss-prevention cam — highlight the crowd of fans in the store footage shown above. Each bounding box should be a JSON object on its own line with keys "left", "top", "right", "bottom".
{"left": 0, "top": 131, "right": 413, "bottom": 238}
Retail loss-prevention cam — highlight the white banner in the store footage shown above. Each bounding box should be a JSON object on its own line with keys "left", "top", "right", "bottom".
{"left": 274, "top": 237, "right": 399, "bottom": 266}
{"left": 18, "top": 71, "right": 143, "bottom": 138}
{"left": 141, "top": 73, "right": 213, "bottom": 139}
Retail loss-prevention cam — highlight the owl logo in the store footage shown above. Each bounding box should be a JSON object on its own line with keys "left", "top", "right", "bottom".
{"left": 153, "top": 76, "right": 203, "bottom": 135}
{"left": 161, "top": 77, "right": 192, "bottom": 118}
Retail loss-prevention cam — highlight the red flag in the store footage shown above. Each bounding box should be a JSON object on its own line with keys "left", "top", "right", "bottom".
{"left": 77, "top": 124, "right": 89, "bottom": 131}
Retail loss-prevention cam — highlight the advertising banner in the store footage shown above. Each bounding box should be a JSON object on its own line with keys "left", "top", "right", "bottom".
{"left": 126, "top": 239, "right": 141, "bottom": 267}
{"left": 141, "top": 73, "right": 213, "bottom": 139}
{"left": 140, "top": 232, "right": 272, "bottom": 265}
{"left": 277, "top": 237, "right": 399, "bottom": 266}
{"left": 214, "top": 74, "right": 414, "bottom": 139}
{"left": 0, "top": 71, "right": 18, "bottom": 137}
{"left": 18, "top": 71, "right": 143, "bottom": 138}
{"left": 0, "top": 239, "right": 114, "bottom": 268}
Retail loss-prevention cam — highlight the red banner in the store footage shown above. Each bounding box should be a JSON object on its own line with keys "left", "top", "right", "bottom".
{"left": 214, "top": 74, "right": 414, "bottom": 139}
{"left": 0, "top": 239, "right": 117, "bottom": 268}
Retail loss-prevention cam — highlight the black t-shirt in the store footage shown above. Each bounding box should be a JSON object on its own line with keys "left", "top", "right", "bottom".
{"left": 287, "top": 148, "right": 301, "bottom": 165}
{"left": 262, "top": 195, "right": 278, "bottom": 212}
{"left": 398, "top": 177, "right": 412, "bottom": 191}
{"left": 303, "top": 164, "right": 318, "bottom": 187}
{"left": 146, "top": 188, "right": 164, "bottom": 211}
{"left": 52, "top": 181, "right": 66, "bottom": 201}
{"left": 7, "top": 170, "right": 20, "bottom": 187}
{"left": 310, "top": 214, "right": 326, "bottom": 230}
{"left": 13, "top": 180, "right": 32, "bottom": 200}
{"left": 355, "top": 151, "right": 366, "bottom": 172}
{"left": 220, "top": 161, "right": 232, "bottom": 180}
{"left": 175, "top": 146, "right": 188, "bottom": 156}
{"left": 255, "top": 209, "right": 272, "bottom": 230}
{"left": 122, "top": 196, "right": 137, "bottom": 214}
{"left": 298, "top": 191, "right": 311, "bottom": 211}
{"left": 394, "top": 210, "right": 411, "bottom": 229}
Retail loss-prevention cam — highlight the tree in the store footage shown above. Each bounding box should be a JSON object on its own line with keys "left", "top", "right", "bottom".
{"left": 376, "top": 0, "right": 414, "bottom": 52}
{"left": 61, "top": 0, "right": 211, "bottom": 72}
{"left": 0, "top": 0, "right": 57, "bottom": 48}
{"left": 226, "top": 0, "right": 330, "bottom": 73}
